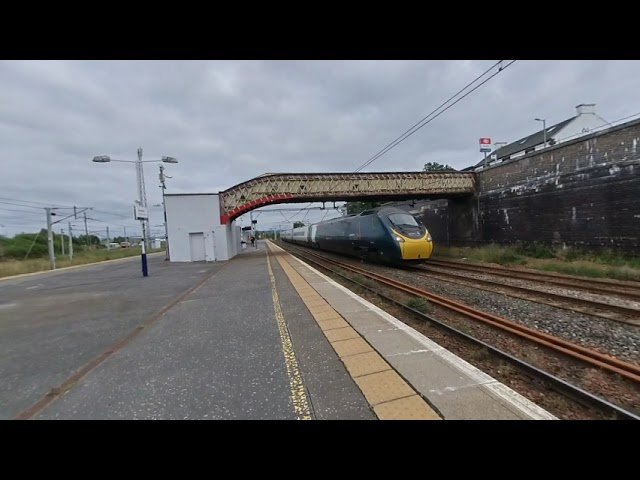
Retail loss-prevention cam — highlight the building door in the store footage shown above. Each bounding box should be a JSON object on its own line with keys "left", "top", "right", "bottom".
{"left": 189, "top": 232, "right": 206, "bottom": 261}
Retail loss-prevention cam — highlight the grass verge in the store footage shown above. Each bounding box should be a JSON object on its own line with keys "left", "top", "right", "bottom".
{"left": 433, "top": 244, "right": 640, "bottom": 281}
{"left": 0, "top": 248, "right": 165, "bottom": 278}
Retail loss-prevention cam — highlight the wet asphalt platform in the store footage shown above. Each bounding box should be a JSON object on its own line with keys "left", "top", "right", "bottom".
{"left": 0, "top": 247, "right": 374, "bottom": 420}
{"left": 1, "top": 242, "right": 554, "bottom": 420}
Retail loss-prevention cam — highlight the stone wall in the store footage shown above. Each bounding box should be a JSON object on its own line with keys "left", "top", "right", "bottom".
{"left": 406, "top": 118, "right": 640, "bottom": 253}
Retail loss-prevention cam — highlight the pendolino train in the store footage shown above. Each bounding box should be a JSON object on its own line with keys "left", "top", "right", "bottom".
{"left": 281, "top": 206, "right": 433, "bottom": 265}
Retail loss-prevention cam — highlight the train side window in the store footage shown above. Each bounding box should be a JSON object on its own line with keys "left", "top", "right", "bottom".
{"left": 360, "top": 217, "right": 373, "bottom": 237}
{"left": 368, "top": 216, "right": 386, "bottom": 238}
{"left": 347, "top": 220, "right": 359, "bottom": 238}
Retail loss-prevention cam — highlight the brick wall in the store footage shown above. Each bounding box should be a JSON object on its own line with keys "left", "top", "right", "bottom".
{"left": 412, "top": 118, "right": 640, "bottom": 253}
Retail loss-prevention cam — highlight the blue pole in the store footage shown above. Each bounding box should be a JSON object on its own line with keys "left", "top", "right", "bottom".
{"left": 141, "top": 252, "right": 148, "bottom": 277}
{"left": 141, "top": 222, "right": 148, "bottom": 277}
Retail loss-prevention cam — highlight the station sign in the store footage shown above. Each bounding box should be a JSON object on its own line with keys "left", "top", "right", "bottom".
{"left": 133, "top": 205, "right": 148, "bottom": 220}
{"left": 479, "top": 137, "right": 492, "bottom": 153}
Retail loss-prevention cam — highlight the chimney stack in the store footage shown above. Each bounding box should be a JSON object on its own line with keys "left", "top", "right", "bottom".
{"left": 576, "top": 103, "right": 596, "bottom": 115}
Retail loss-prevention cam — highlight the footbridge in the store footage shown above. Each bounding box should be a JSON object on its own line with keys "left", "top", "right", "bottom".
{"left": 219, "top": 171, "right": 476, "bottom": 224}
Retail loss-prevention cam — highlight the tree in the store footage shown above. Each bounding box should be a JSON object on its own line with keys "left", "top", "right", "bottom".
{"left": 293, "top": 221, "right": 306, "bottom": 228}
{"left": 76, "top": 234, "right": 101, "bottom": 246}
{"left": 423, "top": 162, "right": 456, "bottom": 172}
{"left": 344, "top": 201, "right": 383, "bottom": 215}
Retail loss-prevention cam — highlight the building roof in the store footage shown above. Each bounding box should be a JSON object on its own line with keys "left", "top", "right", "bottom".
{"left": 472, "top": 115, "right": 576, "bottom": 169}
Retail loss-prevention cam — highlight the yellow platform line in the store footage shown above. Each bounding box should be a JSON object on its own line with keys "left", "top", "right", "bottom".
{"left": 265, "top": 250, "right": 313, "bottom": 420}
{"left": 266, "top": 241, "right": 441, "bottom": 420}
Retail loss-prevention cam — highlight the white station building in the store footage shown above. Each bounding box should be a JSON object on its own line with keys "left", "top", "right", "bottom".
{"left": 164, "top": 193, "right": 243, "bottom": 262}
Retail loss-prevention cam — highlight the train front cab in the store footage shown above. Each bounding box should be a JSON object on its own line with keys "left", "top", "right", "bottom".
{"left": 383, "top": 210, "right": 433, "bottom": 263}
{"left": 391, "top": 229, "right": 433, "bottom": 262}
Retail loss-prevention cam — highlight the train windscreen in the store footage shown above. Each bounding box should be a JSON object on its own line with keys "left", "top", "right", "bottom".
{"left": 388, "top": 213, "right": 420, "bottom": 228}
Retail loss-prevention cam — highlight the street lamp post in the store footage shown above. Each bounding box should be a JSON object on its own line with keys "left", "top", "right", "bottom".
{"left": 92, "top": 149, "right": 178, "bottom": 277}
{"left": 158, "top": 164, "right": 172, "bottom": 261}
{"left": 535, "top": 118, "right": 546, "bottom": 148}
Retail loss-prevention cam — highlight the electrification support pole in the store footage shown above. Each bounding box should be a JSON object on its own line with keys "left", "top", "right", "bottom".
{"left": 46, "top": 208, "right": 55, "bottom": 270}
{"left": 68, "top": 222, "right": 73, "bottom": 260}
{"left": 61, "top": 228, "right": 65, "bottom": 256}
{"left": 83, "top": 212, "right": 89, "bottom": 246}
{"left": 106, "top": 226, "right": 110, "bottom": 250}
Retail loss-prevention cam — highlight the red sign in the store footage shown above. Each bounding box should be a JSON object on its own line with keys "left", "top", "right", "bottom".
{"left": 479, "top": 138, "right": 491, "bottom": 145}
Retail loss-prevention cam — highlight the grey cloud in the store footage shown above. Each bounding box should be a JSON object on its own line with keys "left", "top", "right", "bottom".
{"left": 2, "top": 60, "right": 640, "bottom": 236}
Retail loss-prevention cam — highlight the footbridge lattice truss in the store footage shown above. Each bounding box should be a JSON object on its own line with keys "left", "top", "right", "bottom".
{"left": 219, "top": 171, "right": 476, "bottom": 224}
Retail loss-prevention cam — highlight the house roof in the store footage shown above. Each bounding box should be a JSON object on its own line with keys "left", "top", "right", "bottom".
{"left": 472, "top": 115, "right": 576, "bottom": 169}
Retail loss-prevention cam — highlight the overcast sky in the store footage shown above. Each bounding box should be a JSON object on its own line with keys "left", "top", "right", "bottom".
{"left": 2, "top": 60, "right": 639, "bottom": 238}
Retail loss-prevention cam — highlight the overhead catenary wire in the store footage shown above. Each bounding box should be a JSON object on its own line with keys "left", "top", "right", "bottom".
{"left": 0, "top": 200, "right": 46, "bottom": 210}
{"left": 354, "top": 60, "right": 517, "bottom": 172}
{"left": 0, "top": 196, "right": 133, "bottom": 222}
{"left": 0, "top": 207, "right": 47, "bottom": 216}
{"left": 353, "top": 60, "right": 505, "bottom": 172}
{"left": 0, "top": 196, "right": 75, "bottom": 208}
{"left": 274, "top": 202, "right": 314, "bottom": 224}
{"left": 1, "top": 207, "right": 148, "bottom": 238}
{"left": 91, "top": 209, "right": 135, "bottom": 220}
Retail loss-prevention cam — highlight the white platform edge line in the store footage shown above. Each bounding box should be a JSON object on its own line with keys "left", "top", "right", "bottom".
{"left": 269, "top": 242, "right": 558, "bottom": 421}
{"left": 484, "top": 383, "right": 558, "bottom": 420}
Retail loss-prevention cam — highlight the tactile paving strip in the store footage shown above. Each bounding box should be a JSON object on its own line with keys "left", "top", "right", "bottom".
{"left": 266, "top": 242, "right": 442, "bottom": 420}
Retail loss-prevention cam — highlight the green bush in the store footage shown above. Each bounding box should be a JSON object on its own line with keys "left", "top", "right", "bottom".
{"left": 406, "top": 297, "right": 431, "bottom": 313}
{"left": 473, "top": 244, "right": 526, "bottom": 265}
{"left": 514, "top": 243, "right": 556, "bottom": 259}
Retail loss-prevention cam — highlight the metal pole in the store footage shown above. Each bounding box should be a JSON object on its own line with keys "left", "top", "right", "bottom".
{"left": 68, "top": 222, "right": 73, "bottom": 260}
{"left": 483, "top": 151, "right": 487, "bottom": 169}
{"left": 250, "top": 211, "right": 256, "bottom": 249}
{"left": 83, "top": 212, "right": 89, "bottom": 246}
{"left": 61, "top": 228, "right": 65, "bottom": 256}
{"left": 124, "top": 226, "right": 127, "bottom": 244}
{"left": 46, "top": 208, "right": 55, "bottom": 270}
{"left": 159, "top": 164, "right": 170, "bottom": 261}
{"left": 140, "top": 218, "right": 148, "bottom": 276}
{"left": 163, "top": 192, "right": 169, "bottom": 260}
{"left": 543, "top": 119, "right": 546, "bottom": 147}
{"left": 106, "top": 226, "right": 110, "bottom": 250}
{"left": 137, "top": 147, "right": 150, "bottom": 251}
{"left": 137, "top": 148, "right": 149, "bottom": 277}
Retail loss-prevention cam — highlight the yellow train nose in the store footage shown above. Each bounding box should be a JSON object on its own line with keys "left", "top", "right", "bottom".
{"left": 397, "top": 232, "right": 434, "bottom": 260}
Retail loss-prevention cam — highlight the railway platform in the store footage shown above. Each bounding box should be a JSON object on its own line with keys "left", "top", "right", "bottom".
{"left": 263, "top": 241, "right": 555, "bottom": 420}
{"left": 6, "top": 241, "right": 556, "bottom": 420}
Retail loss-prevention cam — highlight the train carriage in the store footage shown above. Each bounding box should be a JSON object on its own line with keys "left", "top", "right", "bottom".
{"left": 282, "top": 206, "right": 433, "bottom": 265}
{"left": 291, "top": 225, "right": 310, "bottom": 246}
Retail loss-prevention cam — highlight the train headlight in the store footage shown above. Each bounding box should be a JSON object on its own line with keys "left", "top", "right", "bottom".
{"left": 427, "top": 231, "right": 432, "bottom": 242}
{"left": 395, "top": 235, "right": 405, "bottom": 242}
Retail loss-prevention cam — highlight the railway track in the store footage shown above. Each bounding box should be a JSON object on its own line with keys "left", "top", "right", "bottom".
{"left": 428, "top": 259, "right": 640, "bottom": 301}
{"left": 278, "top": 242, "right": 640, "bottom": 420}
{"left": 411, "top": 264, "right": 640, "bottom": 327}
